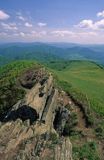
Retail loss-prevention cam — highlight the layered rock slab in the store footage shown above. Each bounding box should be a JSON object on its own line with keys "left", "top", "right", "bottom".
{"left": 0, "top": 70, "right": 72, "bottom": 160}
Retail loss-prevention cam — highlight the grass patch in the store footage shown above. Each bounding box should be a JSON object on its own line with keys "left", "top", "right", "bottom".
{"left": 73, "top": 141, "right": 100, "bottom": 160}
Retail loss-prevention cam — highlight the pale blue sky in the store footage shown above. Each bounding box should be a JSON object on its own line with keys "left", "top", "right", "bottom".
{"left": 0, "top": 0, "right": 104, "bottom": 43}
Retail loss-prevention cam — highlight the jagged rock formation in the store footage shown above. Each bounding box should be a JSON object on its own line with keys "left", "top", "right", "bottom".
{"left": 0, "top": 68, "right": 72, "bottom": 160}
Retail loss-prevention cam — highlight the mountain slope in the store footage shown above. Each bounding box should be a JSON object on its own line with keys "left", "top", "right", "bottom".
{"left": 0, "top": 43, "right": 104, "bottom": 66}
{"left": 0, "top": 60, "right": 102, "bottom": 160}
{"left": 50, "top": 60, "right": 104, "bottom": 116}
{"left": 0, "top": 43, "right": 60, "bottom": 65}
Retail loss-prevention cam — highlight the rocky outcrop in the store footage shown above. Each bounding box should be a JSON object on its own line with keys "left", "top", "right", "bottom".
{"left": 0, "top": 69, "right": 73, "bottom": 160}
{"left": 19, "top": 68, "right": 48, "bottom": 89}
{"left": 25, "top": 74, "right": 54, "bottom": 121}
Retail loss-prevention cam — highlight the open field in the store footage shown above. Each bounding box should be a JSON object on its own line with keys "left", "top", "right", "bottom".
{"left": 49, "top": 61, "right": 104, "bottom": 116}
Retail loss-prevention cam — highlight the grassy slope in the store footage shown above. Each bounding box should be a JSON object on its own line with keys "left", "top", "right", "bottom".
{"left": 48, "top": 60, "right": 104, "bottom": 159}
{"left": 47, "top": 60, "right": 104, "bottom": 159}
{"left": 49, "top": 61, "right": 104, "bottom": 116}
{"left": 0, "top": 60, "right": 39, "bottom": 80}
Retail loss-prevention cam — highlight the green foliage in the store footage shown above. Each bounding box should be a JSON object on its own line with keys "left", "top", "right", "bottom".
{"left": 95, "top": 121, "right": 104, "bottom": 139}
{"left": 0, "top": 60, "right": 39, "bottom": 79}
{"left": 0, "top": 60, "right": 40, "bottom": 116}
{"left": 73, "top": 142, "right": 100, "bottom": 160}
{"left": 49, "top": 132, "right": 59, "bottom": 144}
{"left": 63, "top": 112, "right": 78, "bottom": 136}
{"left": 0, "top": 55, "right": 10, "bottom": 66}
{"left": 46, "top": 60, "right": 71, "bottom": 71}
{"left": 0, "top": 83, "right": 25, "bottom": 114}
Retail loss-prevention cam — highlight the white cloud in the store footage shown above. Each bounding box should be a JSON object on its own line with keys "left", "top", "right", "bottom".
{"left": 14, "top": 30, "right": 47, "bottom": 39}
{"left": 0, "top": 9, "right": 103, "bottom": 43}
{"left": 18, "top": 16, "right": 25, "bottom": 21}
{"left": 97, "top": 10, "right": 104, "bottom": 17}
{"left": 25, "top": 22, "right": 32, "bottom": 27}
{"left": 76, "top": 19, "right": 104, "bottom": 30}
{"left": 77, "top": 31, "right": 97, "bottom": 37}
{"left": 76, "top": 19, "right": 93, "bottom": 29}
{"left": 0, "top": 32, "right": 7, "bottom": 36}
{"left": 1, "top": 22, "right": 18, "bottom": 30}
{"left": 31, "top": 31, "right": 37, "bottom": 34}
{"left": 51, "top": 30, "right": 97, "bottom": 39}
{"left": 0, "top": 29, "right": 101, "bottom": 43}
{"left": 16, "top": 12, "right": 25, "bottom": 21}
{"left": 19, "top": 32, "right": 25, "bottom": 37}
{"left": 39, "top": 31, "right": 47, "bottom": 36}
{"left": 0, "top": 10, "right": 10, "bottom": 20}
{"left": 95, "top": 19, "right": 104, "bottom": 29}
{"left": 37, "top": 22, "right": 47, "bottom": 27}
{"left": 76, "top": 10, "right": 104, "bottom": 31}
{"left": 51, "top": 30, "right": 74, "bottom": 37}
{"left": 13, "top": 33, "right": 19, "bottom": 36}
{"left": 28, "top": 31, "right": 47, "bottom": 37}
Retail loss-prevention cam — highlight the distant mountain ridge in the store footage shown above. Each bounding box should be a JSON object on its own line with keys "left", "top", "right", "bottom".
{"left": 0, "top": 42, "right": 104, "bottom": 65}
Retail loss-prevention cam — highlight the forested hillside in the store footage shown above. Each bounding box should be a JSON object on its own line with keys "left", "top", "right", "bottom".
{"left": 0, "top": 43, "right": 104, "bottom": 66}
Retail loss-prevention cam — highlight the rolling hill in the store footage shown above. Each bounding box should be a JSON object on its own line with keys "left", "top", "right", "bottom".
{"left": 0, "top": 42, "right": 104, "bottom": 66}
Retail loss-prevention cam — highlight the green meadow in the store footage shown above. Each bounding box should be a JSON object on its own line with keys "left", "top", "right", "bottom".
{"left": 49, "top": 61, "right": 104, "bottom": 116}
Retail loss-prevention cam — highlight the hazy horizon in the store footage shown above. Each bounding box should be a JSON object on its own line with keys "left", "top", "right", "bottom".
{"left": 0, "top": 41, "right": 104, "bottom": 46}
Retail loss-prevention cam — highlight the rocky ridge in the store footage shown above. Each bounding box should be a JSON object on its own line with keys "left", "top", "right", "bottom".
{"left": 0, "top": 68, "right": 72, "bottom": 160}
